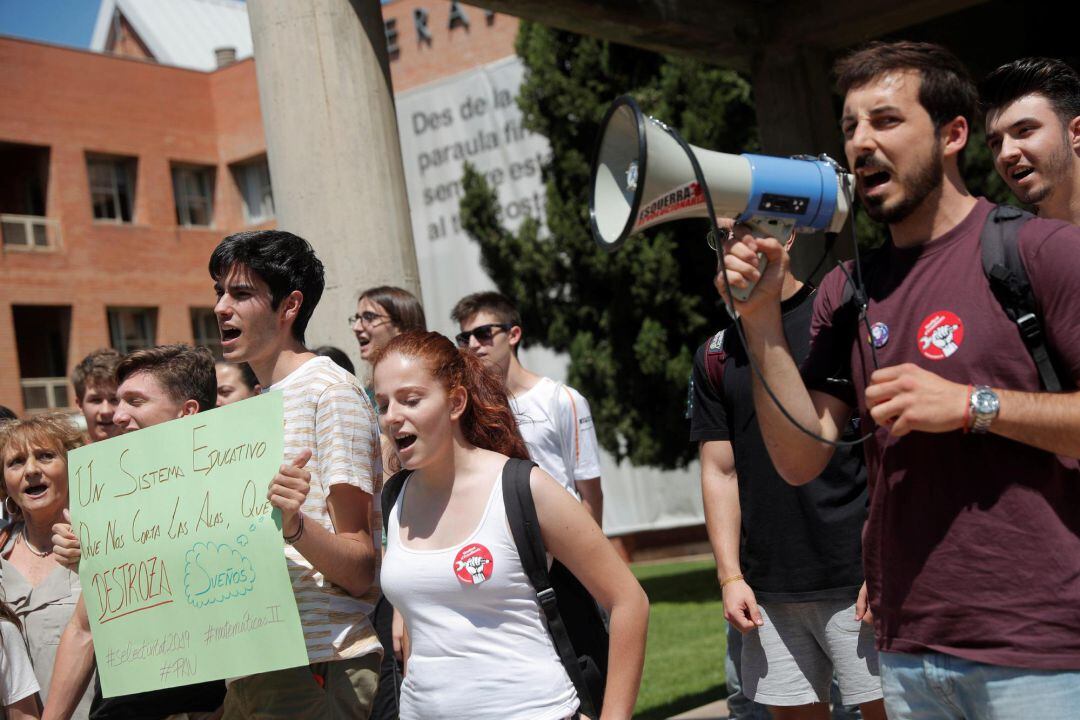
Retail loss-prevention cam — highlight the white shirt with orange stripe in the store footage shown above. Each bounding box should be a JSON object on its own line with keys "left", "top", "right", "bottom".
{"left": 270, "top": 356, "right": 382, "bottom": 664}
{"left": 509, "top": 377, "right": 601, "bottom": 497}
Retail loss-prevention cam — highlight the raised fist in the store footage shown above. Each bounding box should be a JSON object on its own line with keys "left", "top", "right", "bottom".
{"left": 929, "top": 324, "right": 959, "bottom": 357}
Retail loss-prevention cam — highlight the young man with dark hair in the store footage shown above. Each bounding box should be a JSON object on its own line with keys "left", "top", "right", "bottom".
{"left": 70, "top": 348, "right": 122, "bottom": 443}
{"left": 451, "top": 291, "right": 605, "bottom": 525}
{"left": 722, "top": 40, "right": 1080, "bottom": 717}
{"left": 983, "top": 57, "right": 1080, "bottom": 224}
{"left": 209, "top": 230, "right": 383, "bottom": 718}
{"left": 690, "top": 231, "right": 883, "bottom": 720}
{"left": 47, "top": 344, "right": 227, "bottom": 720}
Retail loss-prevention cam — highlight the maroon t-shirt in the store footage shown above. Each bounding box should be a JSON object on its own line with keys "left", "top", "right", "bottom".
{"left": 803, "top": 198, "right": 1080, "bottom": 669}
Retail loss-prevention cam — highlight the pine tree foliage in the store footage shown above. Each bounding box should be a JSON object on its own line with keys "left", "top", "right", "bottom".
{"left": 459, "top": 24, "right": 757, "bottom": 468}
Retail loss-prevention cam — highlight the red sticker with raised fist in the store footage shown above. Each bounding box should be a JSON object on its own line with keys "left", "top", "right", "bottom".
{"left": 917, "top": 310, "right": 964, "bottom": 360}
{"left": 453, "top": 543, "right": 494, "bottom": 585}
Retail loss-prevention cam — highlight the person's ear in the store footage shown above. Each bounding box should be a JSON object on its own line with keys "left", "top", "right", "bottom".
{"left": 507, "top": 325, "right": 523, "bottom": 349}
{"left": 180, "top": 399, "right": 200, "bottom": 417}
{"left": 449, "top": 386, "right": 468, "bottom": 421}
{"left": 941, "top": 115, "right": 969, "bottom": 160}
{"left": 783, "top": 229, "right": 797, "bottom": 252}
{"left": 1069, "top": 115, "right": 1080, "bottom": 155}
{"left": 280, "top": 290, "right": 304, "bottom": 324}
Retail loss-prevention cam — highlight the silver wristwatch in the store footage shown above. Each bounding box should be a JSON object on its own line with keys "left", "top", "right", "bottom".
{"left": 969, "top": 385, "right": 1000, "bottom": 434}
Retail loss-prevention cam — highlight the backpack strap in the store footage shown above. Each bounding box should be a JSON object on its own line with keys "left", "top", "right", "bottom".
{"left": 501, "top": 457, "right": 598, "bottom": 718}
{"left": 839, "top": 248, "right": 883, "bottom": 316}
{"left": 703, "top": 330, "right": 728, "bottom": 395}
{"left": 546, "top": 380, "right": 578, "bottom": 486}
{"left": 380, "top": 469, "right": 412, "bottom": 537}
{"left": 981, "top": 205, "right": 1063, "bottom": 392}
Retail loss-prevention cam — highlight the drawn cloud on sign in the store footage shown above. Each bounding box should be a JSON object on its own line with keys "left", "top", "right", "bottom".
{"left": 183, "top": 542, "right": 256, "bottom": 608}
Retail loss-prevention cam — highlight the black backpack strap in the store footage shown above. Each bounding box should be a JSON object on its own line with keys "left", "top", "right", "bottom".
{"left": 839, "top": 248, "right": 882, "bottom": 315}
{"left": 981, "top": 205, "right": 1063, "bottom": 392}
{"left": 380, "top": 469, "right": 412, "bottom": 537}
{"left": 703, "top": 330, "right": 728, "bottom": 395}
{"left": 501, "top": 458, "right": 598, "bottom": 717}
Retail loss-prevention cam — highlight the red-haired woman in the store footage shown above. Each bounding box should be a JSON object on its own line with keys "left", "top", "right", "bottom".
{"left": 372, "top": 331, "right": 648, "bottom": 720}
{"left": 351, "top": 287, "right": 428, "bottom": 720}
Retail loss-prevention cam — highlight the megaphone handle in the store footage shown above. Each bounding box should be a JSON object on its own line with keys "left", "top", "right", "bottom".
{"left": 727, "top": 218, "right": 794, "bottom": 302}
{"left": 729, "top": 253, "right": 767, "bottom": 303}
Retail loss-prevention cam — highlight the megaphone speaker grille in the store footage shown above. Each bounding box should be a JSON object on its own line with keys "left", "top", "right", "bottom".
{"left": 589, "top": 96, "right": 647, "bottom": 250}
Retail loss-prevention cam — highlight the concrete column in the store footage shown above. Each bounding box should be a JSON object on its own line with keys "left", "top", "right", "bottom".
{"left": 246, "top": 0, "right": 420, "bottom": 364}
{"left": 751, "top": 44, "right": 853, "bottom": 279}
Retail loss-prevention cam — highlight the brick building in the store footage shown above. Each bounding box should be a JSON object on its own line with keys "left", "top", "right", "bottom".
{"left": 0, "top": 0, "right": 518, "bottom": 414}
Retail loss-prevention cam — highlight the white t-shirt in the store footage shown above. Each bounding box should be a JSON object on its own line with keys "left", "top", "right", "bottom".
{"left": 271, "top": 356, "right": 382, "bottom": 663}
{"left": 510, "top": 377, "right": 602, "bottom": 496}
{"left": 0, "top": 620, "right": 39, "bottom": 707}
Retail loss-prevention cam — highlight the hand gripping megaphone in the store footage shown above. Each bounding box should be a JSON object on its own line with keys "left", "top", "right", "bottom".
{"left": 589, "top": 95, "right": 852, "bottom": 301}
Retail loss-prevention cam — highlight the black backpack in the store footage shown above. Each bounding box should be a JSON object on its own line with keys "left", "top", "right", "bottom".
{"left": 381, "top": 457, "right": 609, "bottom": 717}
{"left": 840, "top": 204, "right": 1065, "bottom": 392}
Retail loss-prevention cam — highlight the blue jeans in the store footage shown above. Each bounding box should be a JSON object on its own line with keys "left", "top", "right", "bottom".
{"left": 726, "top": 623, "right": 860, "bottom": 719}
{"left": 880, "top": 650, "right": 1080, "bottom": 719}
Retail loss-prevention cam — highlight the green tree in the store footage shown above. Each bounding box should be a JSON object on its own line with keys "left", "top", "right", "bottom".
{"left": 459, "top": 24, "right": 757, "bottom": 468}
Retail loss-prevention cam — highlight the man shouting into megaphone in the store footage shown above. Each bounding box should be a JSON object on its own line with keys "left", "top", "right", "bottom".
{"left": 721, "top": 40, "right": 1080, "bottom": 720}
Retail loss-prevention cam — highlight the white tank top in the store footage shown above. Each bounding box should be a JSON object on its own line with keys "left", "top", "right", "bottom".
{"left": 381, "top": 469, "right": 579, "bottom": 720}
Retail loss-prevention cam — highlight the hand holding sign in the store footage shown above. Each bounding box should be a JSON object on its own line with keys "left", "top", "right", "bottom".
{"left": 267, "top": 449, "right": 311, "bottom": 538}
{"left": 52, "top": 508, "right": 81, "bottom": 568}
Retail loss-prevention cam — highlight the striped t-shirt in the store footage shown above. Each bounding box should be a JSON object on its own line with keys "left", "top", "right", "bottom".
{"left": 271, "top": 356, "right": 382, "bottom": 663}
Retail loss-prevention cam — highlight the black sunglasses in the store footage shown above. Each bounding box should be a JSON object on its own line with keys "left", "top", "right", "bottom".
{"left": 455, "top": 323, "right": 512, "bottom": 347}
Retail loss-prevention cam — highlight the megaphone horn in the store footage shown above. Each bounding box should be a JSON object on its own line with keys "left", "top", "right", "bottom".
{"left": 588, "top": 96, "right": 852, "bottom": 297}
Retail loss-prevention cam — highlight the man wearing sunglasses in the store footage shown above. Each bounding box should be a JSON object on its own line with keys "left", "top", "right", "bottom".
{"left": 451, "top": 292, "right": 605, "bottom": 526}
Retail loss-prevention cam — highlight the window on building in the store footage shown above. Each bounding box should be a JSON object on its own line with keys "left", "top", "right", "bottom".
{"left": 191, "top": 308, "right": 222, "bottom": 358}
{"left": 87, "top": 155, "right": 136, "bottom": 222}
{"left": 232, "top": 157, "right": 275, "bottom": 224}
{"left": 107, "top": 307, "right": 157, "bottom": 355}
{"left": 0, "top": 142, "right": 59, "bottom": 250}
{"left": 172, "top": 164, "right": 215, "bottom": 227}
{"left": 13, "top": 305, "right": 71, "bottom": 411}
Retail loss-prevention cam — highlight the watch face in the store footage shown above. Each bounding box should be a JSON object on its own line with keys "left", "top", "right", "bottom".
{"left": 974, "top": 388, "right": 1000, "bottom": 414}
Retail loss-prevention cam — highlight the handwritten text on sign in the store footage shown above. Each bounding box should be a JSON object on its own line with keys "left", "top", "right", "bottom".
{"left": 69, "top": 392, "right": 308, "bottom": 697}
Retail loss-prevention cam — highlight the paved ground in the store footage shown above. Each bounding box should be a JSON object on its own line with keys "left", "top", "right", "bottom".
{"left": 669, "top": 698, "right": 729, "bottom": 719}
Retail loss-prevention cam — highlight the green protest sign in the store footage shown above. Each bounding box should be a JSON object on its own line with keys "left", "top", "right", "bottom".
{"left": 68, "top": 392, "right": 308, "bottom": 697}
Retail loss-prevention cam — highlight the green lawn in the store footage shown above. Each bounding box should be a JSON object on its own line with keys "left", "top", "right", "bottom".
{"left": 632, "top": 557, "right": 729, "bottom": 719}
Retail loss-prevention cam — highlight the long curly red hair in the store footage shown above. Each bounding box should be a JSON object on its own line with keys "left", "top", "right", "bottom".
{"left": 371, "top": 331, "right": 530, "bottom": 462}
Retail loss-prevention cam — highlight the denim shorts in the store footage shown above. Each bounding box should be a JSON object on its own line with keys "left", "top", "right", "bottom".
{"left": 880, "top": 650, "right": 1080, "bottom": 719}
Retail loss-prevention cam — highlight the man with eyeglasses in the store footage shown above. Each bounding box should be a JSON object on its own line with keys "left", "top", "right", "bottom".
{"left": 451, "top": 291, "right": 605, "bottom": 526}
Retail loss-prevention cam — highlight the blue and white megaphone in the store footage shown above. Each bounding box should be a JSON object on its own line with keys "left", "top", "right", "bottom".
{"left": 589, "top": 95, "right": 852, "bottom": 301}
